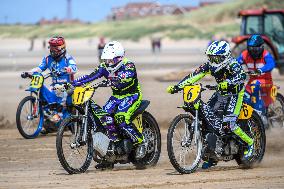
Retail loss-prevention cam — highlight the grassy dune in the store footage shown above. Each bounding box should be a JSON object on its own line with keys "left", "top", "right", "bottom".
{"left": 0, "top": 0, "right": 281, "bottom": 40}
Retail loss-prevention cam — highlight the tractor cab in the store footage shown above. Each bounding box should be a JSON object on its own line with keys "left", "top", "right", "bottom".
{"left": 232, "top": 9, "right": 284, "bottom": 74}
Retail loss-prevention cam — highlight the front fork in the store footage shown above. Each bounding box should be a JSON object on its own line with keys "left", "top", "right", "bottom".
{"left": 194, "top": 110, "right": 200, "bottom": 144}
{"left": 29, "top": 92, "right": 40, "bottom": 119}
{"left": 73, "top": 101, "right": 89, "bottom": 145}
{"left": 182, "top": 110, "right": 199, "bottom": 147}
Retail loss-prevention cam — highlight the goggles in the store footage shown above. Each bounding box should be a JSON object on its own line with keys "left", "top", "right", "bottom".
{"left": 208, "top": 55, "right": 226, "bottom": 64}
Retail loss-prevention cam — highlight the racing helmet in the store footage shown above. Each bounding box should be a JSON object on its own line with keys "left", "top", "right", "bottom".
{"left": 247, "top": 34, "right": 264, "bottom": 60}
{"left": 101, "top": 41, "right": 125, "bottom": 73}
{"left": 48, "top": 36, "right": 66, "bottom": 61}
{"left": 206, "top": 40, "right": 232, "bottom": 72}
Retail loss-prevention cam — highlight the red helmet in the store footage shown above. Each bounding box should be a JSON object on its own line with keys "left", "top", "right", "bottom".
{"left": 48, "top": 36, "right": 66, "bottom": 60}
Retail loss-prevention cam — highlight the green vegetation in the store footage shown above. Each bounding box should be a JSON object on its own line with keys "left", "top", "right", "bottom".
{"left": 0, "top": 0, "right": 281, "bottom": 40}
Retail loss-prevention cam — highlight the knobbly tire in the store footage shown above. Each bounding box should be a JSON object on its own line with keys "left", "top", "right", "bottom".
{"left": 167, "top": 114, "right": 202, "bottom": 174}
{"left": 56, "top": 116, "right": 93, "bottom": 174}
{"left": 268, "top": 93, "right": 284, "bottom": 128}
{"left": 16, "top": 96, "right": 42, "bottom": 139}
{"left": 132, "top": 111, "right": 161, "bottom": 169}
{"left": 235, "top": 112, "right": 266, "bottom": 168}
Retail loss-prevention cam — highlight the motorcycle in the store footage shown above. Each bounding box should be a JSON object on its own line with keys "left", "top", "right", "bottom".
{"left": 167, "top": 84, "right": 266, "bottom": 174}
{"left": 16, "top": 71, "right": 72, "bottom": 139}
{"left": 245, "top": 71, "right": 284, "bottom": 129}
{"left": 56, "top": 80, "right": 161, "bottom": 174}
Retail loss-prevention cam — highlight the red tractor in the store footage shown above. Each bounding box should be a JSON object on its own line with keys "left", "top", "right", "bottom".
{"left": 232, "top": 8, "right": 284, "bottom": 74}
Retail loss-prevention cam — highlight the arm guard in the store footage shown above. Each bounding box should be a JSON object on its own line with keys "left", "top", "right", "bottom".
{"left": 177, "top": 63, "right": 210, "bottom": 89}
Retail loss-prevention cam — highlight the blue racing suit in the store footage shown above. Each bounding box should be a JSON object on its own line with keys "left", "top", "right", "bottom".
{"left": 33, "top": 54, "right": 77, "bottom": 118}
{"left": 73, "top": 58, "right": 143, "bottom": 143}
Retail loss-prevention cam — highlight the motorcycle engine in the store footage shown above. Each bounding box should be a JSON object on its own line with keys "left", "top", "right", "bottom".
{"left": 205, "top": 133, "right": 224, "bottom": 157}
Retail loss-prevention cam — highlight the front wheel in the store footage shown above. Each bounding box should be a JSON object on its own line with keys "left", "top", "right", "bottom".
{"left": 16, "top": 96, "right": 43, "bottom": 139}
{"left": 167, "top": 114, "right": 202, "bottom": 174}
{"left": 268, "top": 93, "right": 284, "bottom": 128}
{"left": 132, "top": 111, "right": 161, "bottom": 169}
{"left": 236, "top": 112, "right": 266, "bottom": 168}
{"left": 56, "top": 116, "right": 93, "bottom": 174}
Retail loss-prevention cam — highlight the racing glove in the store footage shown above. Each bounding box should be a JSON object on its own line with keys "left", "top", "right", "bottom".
{"left": 255, "top": 68, "right": 262, "bottom": 75}
{"left": 64, "top": 67, "right": 72, "bottom": 73}
{"left": 21, "top": 72, "right": 30, "bottom": 78}
{"left": 167, "top": 85, "right": 180, "bottom": 94}
{"left": 218, "top": 81, "right": 228, "bottom": 91}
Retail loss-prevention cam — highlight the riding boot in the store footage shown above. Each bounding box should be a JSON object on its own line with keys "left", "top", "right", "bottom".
{"left": 119, "top": 122, "right": 145, "bottom": 159}
{"left": 95, "top": 161, "right": 114, "bottom": 170}
{"left": 233, "top": 126, "right": 254, "bottom": 159}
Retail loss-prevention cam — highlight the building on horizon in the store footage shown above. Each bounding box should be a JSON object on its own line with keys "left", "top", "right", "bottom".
{"left": 107, "top": 2, "right": 198, "bottom": 21}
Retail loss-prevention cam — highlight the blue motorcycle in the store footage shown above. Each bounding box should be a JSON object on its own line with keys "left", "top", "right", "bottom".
{"left": 244, "top": 71, "right": 284, "bottom": 129}
{"left": 16, "top": 71, "right": 72, "bottom": 139}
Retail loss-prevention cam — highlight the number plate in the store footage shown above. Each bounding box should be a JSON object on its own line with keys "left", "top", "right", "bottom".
{"left": 183, "top": 85, "right": 201, "bottom": 103}
{"left": 132, "top": 114, "right": 143, "bottom": 133}
{"left": 238, "top": 103, "right": 253, "bottom": 120}
{"left": 30, "top": 74, "right": 44, "bottom": 89}
{"left": 271, "top": 85, "right": 277, "bottom": 102}
{"left": 73, "top": 86, "right": 94, "bottom": 105}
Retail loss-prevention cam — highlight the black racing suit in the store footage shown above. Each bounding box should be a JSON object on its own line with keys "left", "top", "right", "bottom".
{"left": 176, "top": 58, "right": 249, "bottom": 137}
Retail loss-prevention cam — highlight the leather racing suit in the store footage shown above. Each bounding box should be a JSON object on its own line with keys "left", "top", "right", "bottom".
{"left": 175, "top": 58, "right": 253, "bottom": 146}
{"left": 237, "top": 49, "right": 276, "bottom": 109}
{"left": 73, "top": 58, "right": 143, "bottom": 144}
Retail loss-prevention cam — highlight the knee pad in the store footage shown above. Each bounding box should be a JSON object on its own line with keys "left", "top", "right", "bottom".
{"left": 223, "top": 115, "right": 238, "bottom": 131}
{"left": 115, "top": 114, "right": 125, "bottom": 125}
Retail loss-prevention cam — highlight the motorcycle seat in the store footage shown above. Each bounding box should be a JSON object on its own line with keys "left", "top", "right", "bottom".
{"left": 130, "top": 100, "right": 150, "bottom": 121}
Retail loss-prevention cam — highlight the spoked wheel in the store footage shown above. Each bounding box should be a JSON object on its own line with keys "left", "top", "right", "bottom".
{"left": 236, "top": 112, "right": 266, "bottom": 168}
{"left": 167, "top": 114, "right": 202, "bottom": 174}
{"left": 132, "top": 111, "right": 161, "bottom": 169}
{"left": 268, "top": 93, "right": 284, "bottom": 128}
{"left": 56, "top": 116, "right": 93, "bottom": 174}
{"left": 16, "top": 96, "right": 43, "bottom": 139}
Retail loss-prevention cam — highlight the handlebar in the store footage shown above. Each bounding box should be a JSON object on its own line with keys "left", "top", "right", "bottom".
{"left": 89, "top": 80, "right": 112, "bottom": 89}
{"left": 21, "top": 69, "right": 67, "bottom": 79}
{"left": 65, "top": 79, "right": 111, "bottom": 96}
{"left": 245, "top": 71, "right": 260, "bottom": 76}
{"left": 204, "top": 84, "right": 217, "bottom": 90}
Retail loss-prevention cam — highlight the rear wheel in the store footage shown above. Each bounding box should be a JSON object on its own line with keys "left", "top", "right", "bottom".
{"left": 167, "top": 114, "right": 202, "bottom": 174}
{"left": 132, "top": 111, "right": 161, "bottom": 169}
{"left": 16, "top": 96, "right": 43, "bottom": 139}
{"left": 56, "top": 115, "right": 93, "bottom": 174}
{"left": 236, "top": 112, "right": 266, "bottom": 168}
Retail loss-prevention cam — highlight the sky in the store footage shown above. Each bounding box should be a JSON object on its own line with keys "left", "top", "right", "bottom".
{"left": 0, "top": 0, "right": 200, "bottom": 24}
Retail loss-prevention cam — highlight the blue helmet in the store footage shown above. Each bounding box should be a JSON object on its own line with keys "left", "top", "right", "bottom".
{"left": 247, "top": 35, "right": 264, "bottom": 59}
{"left": 247, "top": 34, "right": 264, "bottom": 47}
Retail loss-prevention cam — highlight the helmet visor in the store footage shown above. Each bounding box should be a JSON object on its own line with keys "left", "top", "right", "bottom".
{"left": 208, "top": 55, "right": 226, "bottom": 64}
{"left": 248, "top": 46, "right": 263, "bottom": 58}
{"left": 49, "top": 45, "right": 65, "bottom": 58}
{"left": 104, "top": 59, "right": 116, "bottom": 68}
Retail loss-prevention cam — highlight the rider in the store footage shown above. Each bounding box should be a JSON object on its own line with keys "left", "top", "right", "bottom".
{"left": 167, "top": 40, "right": 254, "bottom": 169}
{"left": 237, "top": 34, "right": 276, "bottom": 115}
{"left": 72, "top": 41, "right": 145, "bottom": 165}
{"left": 21, "top": 36, "right": 77, "bottom": 126}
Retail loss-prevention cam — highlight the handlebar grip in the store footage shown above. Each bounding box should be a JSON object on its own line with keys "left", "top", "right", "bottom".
{"left": 21, "top": 72, "right": 31, "bottom": 79}
{"left": 205, "top": 85, "right": 217, "bottom": 90}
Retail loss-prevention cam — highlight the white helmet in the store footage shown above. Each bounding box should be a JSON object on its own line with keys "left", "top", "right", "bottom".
{"left": 101, "top": 41, "right": 125, "bottom": 74}
{"left": 101, "top": 41, "right": 125, "bottom": 60}
{"left": 206, "top": 40, "right": 232, "bottom": 72}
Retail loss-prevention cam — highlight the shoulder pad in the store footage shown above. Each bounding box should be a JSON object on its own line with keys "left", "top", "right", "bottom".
{"left": 124, "top": 62, "right": 135, "bottom": 70}
{"left": 229, "top": 59, "right": 241, "bottom": 71}
{"left": 100, "top": 62, "right": 107, "bottom": 68}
